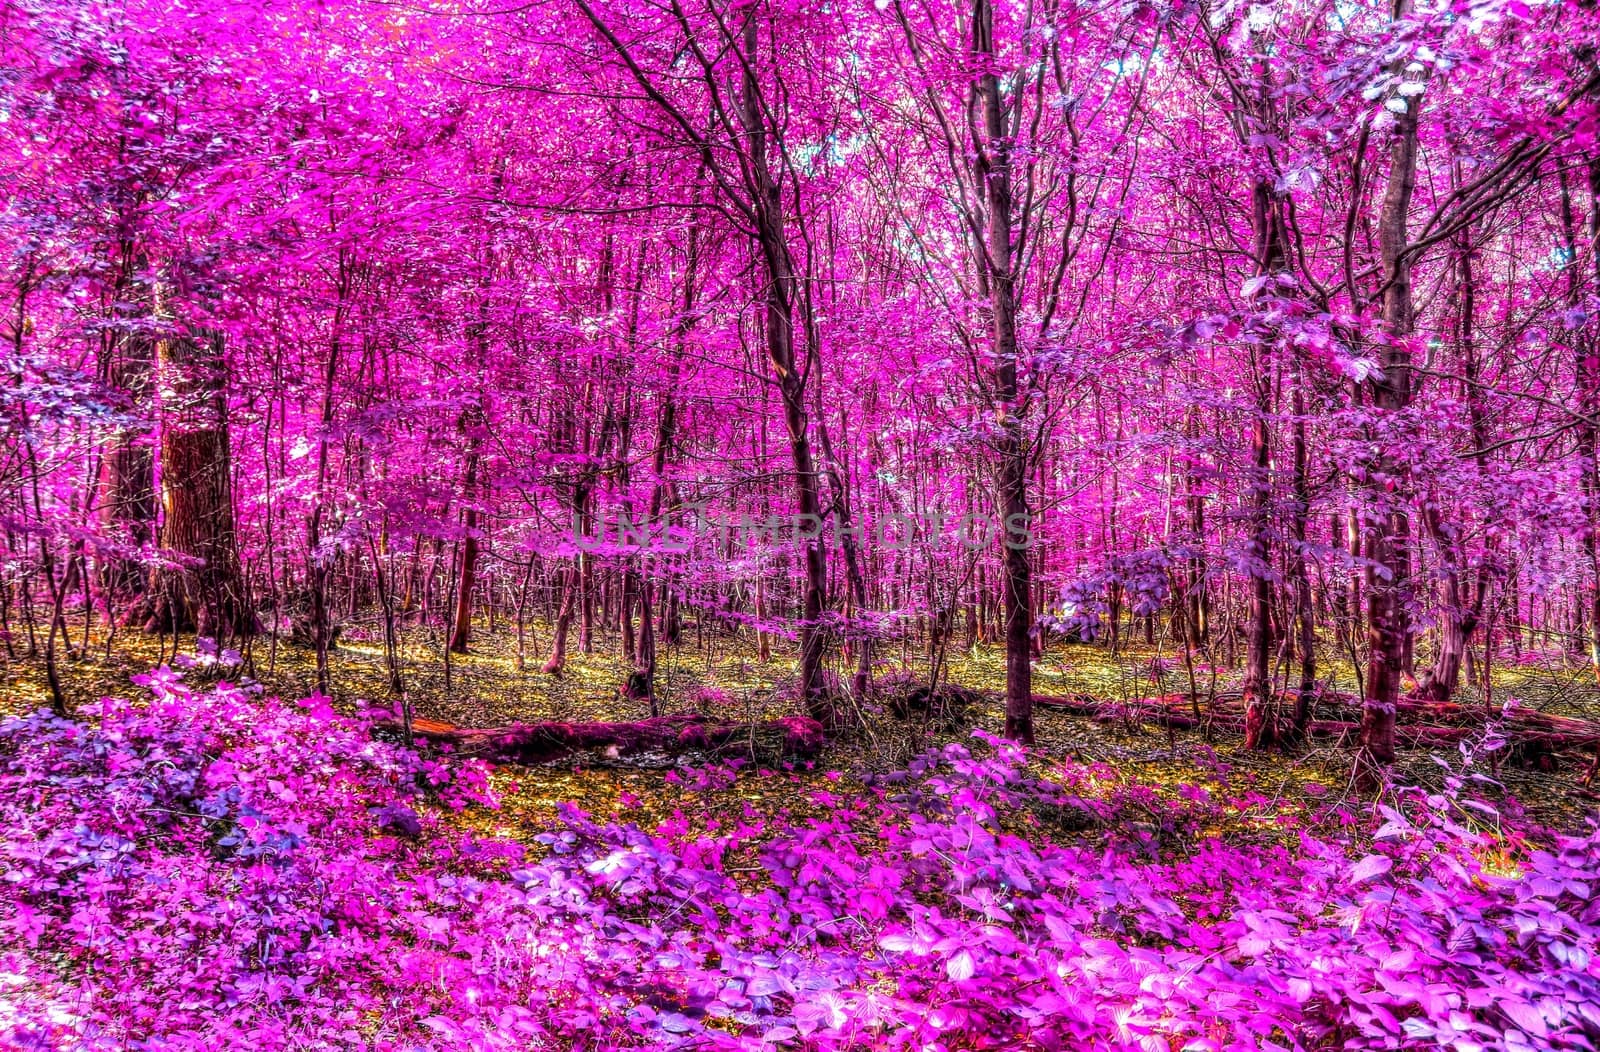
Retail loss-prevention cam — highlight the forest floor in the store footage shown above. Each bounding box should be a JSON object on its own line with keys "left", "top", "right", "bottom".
{"left": 3, "top": 615, "right": 1599, "bottom": 835}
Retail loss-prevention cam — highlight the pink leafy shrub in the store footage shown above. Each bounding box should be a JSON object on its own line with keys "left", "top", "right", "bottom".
{"left": 2, "top": 673, "right": 1597, "bottom": 1050}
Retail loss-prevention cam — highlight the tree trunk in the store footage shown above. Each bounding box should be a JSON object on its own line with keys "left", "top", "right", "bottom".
{"left": 1242, "top": 402, "right": 1275, "bottom": 747}
{"left": 741, "top": 13, "right": 830, "bottom": 724}
{"left": 1243, "top": 177, "right": 1289, "bottom": 749}
{"left": 543, "top": 566, "right": 577, "bottom": 675}
{"left": 1418, "top": 196, "right": 1490, "bottom": 701}
{"left": 638, "top": 243, "right": 690, "bottom": 703}
{"left": 146, "top": 331, "right": 254, "bottom": 640}
{"left": 818, "top": 415, "right": 872, "bottom": 698}
{"left": 448, "top": 409, "right": 483, "bottom": 654}
{"left": 1357, "top": 6, "right": 1423, "bottom": 777}
{"left": 306, "top": 258, "right": 352, "bottom": 695}
{"left": 1573, "top": 160, "right": 1600, "bottom": 680}
{"left": 973, "top": 0, "right": 1034, "bottom": 744}
{"left": 1289, "top": 378, "right": 1316, "bottom": 735}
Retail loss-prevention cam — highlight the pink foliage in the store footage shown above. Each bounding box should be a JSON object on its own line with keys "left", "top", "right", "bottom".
{"left": 2, "top": 676, "right": 1597, "bottom": 1050}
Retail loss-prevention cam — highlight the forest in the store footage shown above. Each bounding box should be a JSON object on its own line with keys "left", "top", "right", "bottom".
{"left": 3, "top": 0, "right": 1600, "bottom": 1047}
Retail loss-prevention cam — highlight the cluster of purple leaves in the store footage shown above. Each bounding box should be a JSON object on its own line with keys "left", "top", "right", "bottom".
{"left": 1050, "top": 549, "right": 1173, "bottom": 641}
{"left": 1, "top": 672, "right": 1597, "bottom": 1051}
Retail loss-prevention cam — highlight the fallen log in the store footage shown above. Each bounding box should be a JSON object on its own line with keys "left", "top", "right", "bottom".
{"left": 382, "top": 713, "right": 826, "bottom": 765}
{"left": 1032, "top": 693, "right": 1202, "bottom": 729}
{"left": 1032, "top": 692, "right": 1600, "bottom": 773}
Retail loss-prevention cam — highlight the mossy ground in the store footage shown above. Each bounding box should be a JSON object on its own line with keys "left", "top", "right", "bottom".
{"left": 2, "top": 612, "right": 1597, "bottom": 835}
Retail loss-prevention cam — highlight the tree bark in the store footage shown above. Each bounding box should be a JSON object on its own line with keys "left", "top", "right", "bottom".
{"left": 1289, "top": 377, "right": 1316, "bottom": 735}
{"left": 1243, "top": 177, "right": 1290, "bottom": 749}
{"left": 306, "top": 256, "right": 353, "bottom": 695}
{"left": 145, "top": 331, "right": 254, "bottom": 640}
{"left": 543, "top": 566, "right": 578, "bottom": 675}
{"left": 740, "top": 13, "right": 831, "bottom": 724}
{"left": 447, "top": 406, "right": 484, "bottom": 654}
{"left": 973, "top": 0, "right": 1034, "bottom": 744}
{"left": 1418, "top": 196, "right": 1489, "bottom": 701}
{"left": 1357, "top": 3, "right": 1423, "bottom": 778}
{"left": 1182, "top": 407, "right": 1210, "bottom": 651}
{"left": 1242, "top": 400, "right": 1275, "bottom": 747}
{"left": 1573, "top": 160, "right": 1600, "bottom": 680}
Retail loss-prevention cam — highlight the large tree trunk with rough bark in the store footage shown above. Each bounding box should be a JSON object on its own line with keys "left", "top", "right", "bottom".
{"left": 144, "top": 331, "right": 254, "bottom": 640}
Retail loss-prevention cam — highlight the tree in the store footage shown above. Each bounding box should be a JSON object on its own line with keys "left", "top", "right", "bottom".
{"left": 142, "top": 330, "right": 254, "bottom": 640}
{"left": 573, "top": 0, "right": 835, "bottom": 723}
{"left": 1356, "top": 0, "right": 1426, "bottom": 776}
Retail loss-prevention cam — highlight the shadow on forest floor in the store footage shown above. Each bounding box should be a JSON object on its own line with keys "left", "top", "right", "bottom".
{"left": 3, "top": 615, "right": 1598, "bottom": 834}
